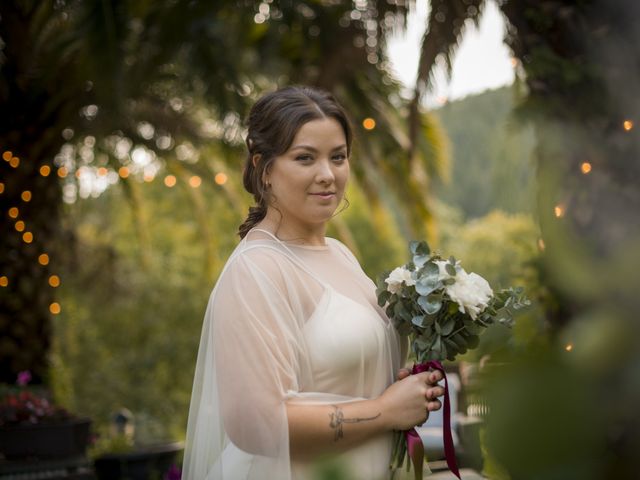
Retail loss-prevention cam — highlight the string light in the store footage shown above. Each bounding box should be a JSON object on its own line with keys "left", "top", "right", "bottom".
{"left": 164, "top": 175, "right": 177, "bottom": 187}
{"left": 10, "top": 157, "right": 20, "bottom": 168}
{"left": 40, "top": 165, "right": 51, "bottom": 177}
{"left": 214, "top": 173, "right": 228, "bottom": 185}
{"left": 362, "top": 118, "right": 376, "bottom": 130}
{"left": 118, "top": 167, "right": 130, "bottom": 178}
{"left": 15, "top": 221, "right": 25, "bottom": 232}
{"left": 554, "top": 204, "right": 565, "bottom": 218}
{"left": 0, "top": 182, "right": 4, "bottom": 194}
{"left": 48, "top": 275, "right": 60, "bottom": 287}
{"left": 21, "top": 191, "right": 32, "bottom": 202}
{"left": 2, "top": 151, "right": 12, "bottom": 161}
{"left": 623, "top": 120, "right": 633, "bottom": 131}
{"left": 23, "top": 232, "right": 34, "bottom": 243}
{"left": 0, "top": 276, "right": 8, "bottom": 287}
{"left": 565, "top": 343, "right": 573, "bottom": 352}
{"left": 189, "top": 175, "right": 202, "bottom": 188}
{"left": 580, "top": 162, "right": 592, "bottom": 174}
{"left": 8, "top": 207, "right": 19, "bottom": 218}
{"left": 49, "top": 302, "right": 61, "bottom": 315}
{"left": 57, "top": 167, "right": 68, "bottom": 178}
{"left": 38, "top": 253, "right": 50, "bottom": 265}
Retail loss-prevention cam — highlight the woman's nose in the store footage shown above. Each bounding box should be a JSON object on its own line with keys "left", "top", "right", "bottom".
{"left": 315, "top": 158, "right": 335, "bottom": 183}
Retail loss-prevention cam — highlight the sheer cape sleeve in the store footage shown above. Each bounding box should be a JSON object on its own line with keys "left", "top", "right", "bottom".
{"left": 182, "top": 238, "right": 322, "bottom": 479}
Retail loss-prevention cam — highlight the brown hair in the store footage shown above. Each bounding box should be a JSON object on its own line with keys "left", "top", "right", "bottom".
{"left": 238, "top": 85, "right": 353, "bottom": 238}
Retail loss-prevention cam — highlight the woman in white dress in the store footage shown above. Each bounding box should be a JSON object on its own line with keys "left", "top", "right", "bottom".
{"left": 183, "top": 86, "right": 445, "bottom": 480}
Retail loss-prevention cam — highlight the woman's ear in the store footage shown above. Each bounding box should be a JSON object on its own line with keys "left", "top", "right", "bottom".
{"left": 252, "top": 154, "right": 261, "bottom": 168}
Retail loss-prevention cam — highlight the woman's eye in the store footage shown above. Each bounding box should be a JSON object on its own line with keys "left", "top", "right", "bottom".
{"left": 332, "top": 154, "right": 347, "bottom": 162}
{"left": 295, "top": 155, "right": 313, "bottom": 162}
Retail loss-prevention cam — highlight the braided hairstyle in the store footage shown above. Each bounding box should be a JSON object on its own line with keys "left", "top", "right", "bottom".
{"left": 238, "top": 86, "right": 353, "bottom": 238}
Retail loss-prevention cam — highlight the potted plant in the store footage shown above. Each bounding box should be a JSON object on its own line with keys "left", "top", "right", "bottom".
{"left": 0, "top": 370, "right": 92, "bottom": 460}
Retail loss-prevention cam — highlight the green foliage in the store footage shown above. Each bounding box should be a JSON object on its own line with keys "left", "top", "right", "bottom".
{"left": 437, "top": 206, "right": 546, "bottom": 358}
{"left": 434, "top": 86, "right": 536, "bottom": 219}
{"left": 52, "top": 178, "right": 239, "bottom": 441}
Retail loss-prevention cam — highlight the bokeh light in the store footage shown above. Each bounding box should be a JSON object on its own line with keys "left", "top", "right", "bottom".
{"left": 23, "top": 232, "right": 34, "bottom": 243}
{"left": 40, "top": 165, "right": 51, "bottom": 176}
{"left": 118, "top": 166, "right": 130, "bottom": 178}
{"left": 38, "top": 253, "right": 50, "bottom": 265}
{"left": 49, "top": 302, "right": 61, "bottom": 315}
{"left": 15, "top": 220, "right": 25, "bottom": 232}
{"left": 97, "top": 167, "right": 108, "bottom": 176}
{"left": 8, "top": 207, "right": 19, "bottom": 218}
{"left": 623, "top": 119, "right": 633, "bottom": 131}
{"left": 48, "top": 275, "right": 61, "bottom": 287}
{"left": 554, "top": 204, "right": 565, "bottom": 218}
{"left": 565, "top": 343, "right": 573, "bottom": 352}
{"left": 0, "top": 182, "right": 4, "bottom": 194}
{"left": 2, "top": 151, "right": 12, "bottom": 161}
{"left": 10, "top": 157, "right": 20, "bottom": 168}
{"left": 214, "top": 172, "right": 228, "bottom": 185}
{"left": 189, "top": 175, "right": 202, "bottom": 188}
{"left": 57, "top": 167, "right": 68, "bottom": 178}
{"left": 21, "top": 191, "right": 32, "bottom": 202}
{"left": 0, "top": 276, "right": 8, "bottom": 287}
{"left": 580, "top": 162, "right": 592, "bottom": 174}
{"left": 164, "top": 175, "right": 177, "bottom": 187}
{"left": 362, "top": 118, "right": 376, "bottom": 130}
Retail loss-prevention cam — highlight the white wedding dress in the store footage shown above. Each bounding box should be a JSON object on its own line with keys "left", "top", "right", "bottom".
{"left": 183, "top": 229, "right": 405, "bottom": 480}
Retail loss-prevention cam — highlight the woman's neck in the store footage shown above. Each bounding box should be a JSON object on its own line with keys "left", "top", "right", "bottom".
{"left": 257, "top": 211, "right": 327, "bottom": 246}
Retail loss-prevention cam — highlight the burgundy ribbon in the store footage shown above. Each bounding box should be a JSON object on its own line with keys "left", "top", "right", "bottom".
{"left": 406, "top": 361, "right": 461, "bottom": 480}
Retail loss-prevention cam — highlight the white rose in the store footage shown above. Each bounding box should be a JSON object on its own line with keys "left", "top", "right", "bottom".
{"left": 445, "top": 271, "right": 493, "bottom": 320}
{"left": 385, "top": 266, "right": 415, "bottom": 294}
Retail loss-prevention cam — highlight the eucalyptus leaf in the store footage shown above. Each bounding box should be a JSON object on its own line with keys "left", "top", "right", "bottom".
{"left": 417, "top": 294, "right": 442, "bottom": 314}
{"left": 445, "top": 263, "right": 457, "bottom": 276}
{"left": 411, "top": 315, "right": 426, "bottom": 328}
{"left": 415, "top": 275, "right": 440, "bottom": 296}
{"left": 440, "top": 317, "right": 456, "bottom": 336}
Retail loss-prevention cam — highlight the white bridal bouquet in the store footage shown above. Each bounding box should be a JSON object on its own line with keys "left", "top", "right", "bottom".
{"left": 376, "top": 241, "right": 529, "bottom": 479}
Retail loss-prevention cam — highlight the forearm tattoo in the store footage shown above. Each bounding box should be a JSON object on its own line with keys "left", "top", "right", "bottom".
{"left": 328, "top": 405, "right": 381, "bottom": 442}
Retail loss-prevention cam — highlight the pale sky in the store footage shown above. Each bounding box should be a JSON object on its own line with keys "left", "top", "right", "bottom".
{"left": 386, "top": 0, "right": 515, "bottom": 107}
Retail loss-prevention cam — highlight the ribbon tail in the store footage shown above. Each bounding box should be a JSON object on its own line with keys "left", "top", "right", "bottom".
{"left": 439, "top": 363, "right": 461, "bottom": 480}
{"left": 406, "top": 429, "right": 424, "bottom": 480}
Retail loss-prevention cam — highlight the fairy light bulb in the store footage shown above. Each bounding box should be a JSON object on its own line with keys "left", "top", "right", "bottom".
{"left": 214, "top": 173, "right": 228, "bottom": 185}
{"left": 164, "top": 175, "right": 177, "bottom": 187}
{"left": 189, "top": 176, "right": 202, "bottom": 188}
{"left": 362, "top": 118, "right": 376, "bottom": 130}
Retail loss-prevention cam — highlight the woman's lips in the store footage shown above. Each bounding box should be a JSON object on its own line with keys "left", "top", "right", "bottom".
{"left": 310, "top": 192, "right": 335, "bottom": 200}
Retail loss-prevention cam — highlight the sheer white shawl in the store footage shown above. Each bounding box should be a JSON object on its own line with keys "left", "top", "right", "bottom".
{"left": 183, "top": 230, "right": 404, "bottom": 480}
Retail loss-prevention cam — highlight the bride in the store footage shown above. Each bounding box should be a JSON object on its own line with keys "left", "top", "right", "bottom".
{"left": 182, "top": 86, "right": 444, "bottom": 480}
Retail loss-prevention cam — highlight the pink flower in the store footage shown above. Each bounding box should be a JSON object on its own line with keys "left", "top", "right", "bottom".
{"left": 17, "top": 370, "right": 32, "bottom": 386}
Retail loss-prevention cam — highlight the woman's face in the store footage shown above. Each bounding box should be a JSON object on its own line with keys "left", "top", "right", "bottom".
{"left": 265, "top": 117, "right": 350, "bottom": 231}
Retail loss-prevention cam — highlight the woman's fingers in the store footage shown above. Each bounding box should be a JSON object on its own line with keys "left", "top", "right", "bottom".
{"left": 396, "top": 368, "right": 411, "bottom": 380}
{"left": 426, "top": 386, "right": 445, "bottom": 400}
{"left": 427, "top": 400, "right": 442, "bottom": 412}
